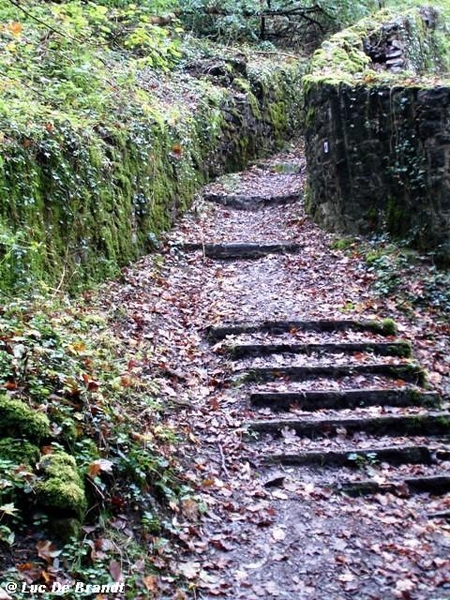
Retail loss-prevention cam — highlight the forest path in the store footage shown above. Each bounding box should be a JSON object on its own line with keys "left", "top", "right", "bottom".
{"left": 105, "top": 140, "right": 450, "bottom": 599}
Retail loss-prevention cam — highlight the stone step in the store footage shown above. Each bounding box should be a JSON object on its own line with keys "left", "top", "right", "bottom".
{"left": 240, "top": 362, "right": 426, "bottom": 385}
{"left": 207, "top": 318, "right": 398, "bottom": 341}
{"left": 203, "top": 191, "right": 300, "bottom": 210}
{"left": 180, "top": 242, "right": 302, "bottom": 260}
{"left": 226, "top": 340, "right": 412, "bottom": 359}
{"left": 336, "top": 474, "right": 450, "bottom": 497}
{"left": 250, "top": 389, "right": 441, "bottom": 411}
{"left": 263, "top": 445, "right": 433, "bottom": 467}
{"left": 248, "top": 412, "right": 450, "bottom": 438}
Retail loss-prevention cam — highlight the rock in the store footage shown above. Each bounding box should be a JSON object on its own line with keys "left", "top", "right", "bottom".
{"left": 0, "top": 396, "right": 50, "bottom": 443}
{"left": 35, "top": 451, "right": 87, "bottom": 519}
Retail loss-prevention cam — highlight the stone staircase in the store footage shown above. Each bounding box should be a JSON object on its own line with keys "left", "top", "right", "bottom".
{"left": 182, "top": 167, "right": 450, "bottom": 503}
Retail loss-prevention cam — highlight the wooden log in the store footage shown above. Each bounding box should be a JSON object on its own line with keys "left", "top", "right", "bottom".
{"left": 203, "top": 192, "right": 300, "bottom": 210}
{"left": 180, "top": 242, "right": 302, "bottom": 259}
{"left": 263, "top": 445, "right": 433, "bottom": 467}
{"left": 227, "top": 341, "right": 412, "bottom": 358}
{"left": 206, "top": 318, "right": 398, "bottom": 341}
{"left": 249, "top": 389, "right": 441, "bottom": 411}
{"left": 248, "top": 412, "right": 450, "bottom": 438}
{"left": 241, "top": 363, "right": 427, "bottom": 385}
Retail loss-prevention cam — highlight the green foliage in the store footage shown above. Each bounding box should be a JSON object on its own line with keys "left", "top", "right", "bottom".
{"left": 332, "top": 233, "right": 450, "bottom": 317}
{"left": 331, "top": 237, "right": 357, "bottom": 250}
{"left": 0, "top": 439, "right": 40, "bottom": 467}
{"left": 0, "top": 293, "right": 198, "bottom": 582}
{"left": 348, "top": 451, "right": 379, "bottom": 468}
{"left": 364, "top": 240, "right": 450, "bottom": 313}
{"left": 0, "top": 456, "right": 36, "bottom": 505}
{"left": 0, "top": 0, "right": 186, "bottom": 292}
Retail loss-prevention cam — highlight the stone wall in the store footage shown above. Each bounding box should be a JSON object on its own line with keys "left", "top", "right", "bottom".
{"left": 303, "top": 8, "right": 450, "bottom": 263}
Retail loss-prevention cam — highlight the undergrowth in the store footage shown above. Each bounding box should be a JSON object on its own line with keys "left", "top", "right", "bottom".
{"left": 0, "top": 293, "right": 197, "bottom": 598}
{"left": 335, "top": 234, "right": 450, "bottom": 318}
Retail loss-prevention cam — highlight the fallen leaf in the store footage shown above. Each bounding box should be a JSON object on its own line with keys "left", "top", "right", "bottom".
{"left": 271, "top": 526, "right": 286, "bottom": 541}
{"left": 395, "top": 579, "right": 415, "bottom": 592}
{"left": 88, "top": 459, "right": 114, "bottom": 477}
{"left": 178, "top": 561, "right": 200, "bottom": 579}
{"left": 109, "top": 559, "right": 123, "bottom": 582}
{"left": 36, "top": 540, "right": 61, "bottom": 564}
{"left": 143, "top": 575, "right": 159, "bottom": 591}
{"left": 8, "top": 22, "right": 22, "bottom": 35}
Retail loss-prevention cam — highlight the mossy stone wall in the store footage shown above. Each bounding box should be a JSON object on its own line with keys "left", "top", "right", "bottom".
{"left": 0, "top": 58, "right": 303, "bottom": 292}
{"left": 304, "top": 8, "right": 450, "bottom": 263}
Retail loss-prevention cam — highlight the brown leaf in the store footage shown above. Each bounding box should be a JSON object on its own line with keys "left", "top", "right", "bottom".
{"left": 178, "top": 561, "right": 200, "bottom": 579}
{"left": 88, "top": 459, "right": 114, "bottom": 478}
{"left": 109, "top": 559, "right": 123, "bottom": 582}
{"left": 36, "top": 540, "right": 61, "bottom": 564}
{"left": 143, "top": 575, "right": 159, "bottom": 591}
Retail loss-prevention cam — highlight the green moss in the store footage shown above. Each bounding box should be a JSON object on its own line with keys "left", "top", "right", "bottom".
{"left": 331, "top": 237, "right": 356, "bottom": 250}
{"left": 369, "top": 317, "right": 398, "bottom": 336}
{"left": 36, "top": 451, "right": 87, "bottom": 518}
{"left": 0, "top": 439, "right": 40, "bottom": 466}
{"left": 36, "top": 479, "right": 87, "bottom": 517}
{"left": 304, "top": 7, "right": 449, "bottom": 90}
{"left": 436, "top": 415, "right": 450, "bottom": 429}
{"left": 386, "top": 195, "right": 408, "bottom": 237}
{"left": 388, "top": 341, "right": 412, "bottom": 358}
{"left": 233, "top": 77, "right": 252, "bottom": 93}
{"left": 0, "top": 396, "right": 50, "bottom": 443}
{"left": 396, "top": 364, "right": 428, "bottom": 387}
{"left": 50, "top": 518, "right": 83, "bottom": 542}
{"left": 381, "top": 318, "right": 398, "bottom": 336}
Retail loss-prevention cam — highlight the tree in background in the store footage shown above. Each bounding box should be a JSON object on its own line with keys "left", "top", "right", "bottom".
{"left": 178, "top": 0, "right": 382, "bottom": 48}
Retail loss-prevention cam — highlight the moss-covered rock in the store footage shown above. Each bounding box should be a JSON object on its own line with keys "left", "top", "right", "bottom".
{"left": 35, "top": 451, "right": 87, "bottom": 519}
{"left": 0, "top": 396, "right": 50, "bottom": 443}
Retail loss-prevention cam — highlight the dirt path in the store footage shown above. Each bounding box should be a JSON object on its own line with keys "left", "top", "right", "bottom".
{"left": 103, "top": 140, "right": 450, "bottom": 599}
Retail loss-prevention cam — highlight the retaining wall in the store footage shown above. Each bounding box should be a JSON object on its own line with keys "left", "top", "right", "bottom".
{"left": 304, "top": 8, "right": 450, "bottom": 262}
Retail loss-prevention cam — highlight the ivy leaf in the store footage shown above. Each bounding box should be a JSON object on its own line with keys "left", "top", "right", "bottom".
{"left": 0, "top": 503, "right": 18, "bottom": 516}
